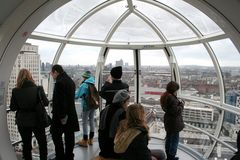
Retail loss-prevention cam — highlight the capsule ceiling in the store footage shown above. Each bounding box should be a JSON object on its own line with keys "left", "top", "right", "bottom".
{"left": 33, "top": 0, "right": 224, "bottom": 44}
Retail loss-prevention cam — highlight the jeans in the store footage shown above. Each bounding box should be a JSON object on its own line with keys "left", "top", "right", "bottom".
{"left": 165, "top": 132, "right": 179, "bottom": 159}
{"left": 82, "top": 109, "right": 95, "bottom": 136}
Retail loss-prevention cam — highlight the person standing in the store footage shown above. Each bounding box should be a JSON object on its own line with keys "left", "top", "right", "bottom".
{"left": 50, "top": 64, "right": 79, "bottom": 160}
{"left": 160, "top": 81, "right": 184, "bottom": 160}
{"left": 75, "top": 71, "right": 96, "bottom": 147}
{"left": 100, "top": 66, "right": 129, "bottom": 106}
{"left": 10, "top": 69, "right": 48, "bottom": 160}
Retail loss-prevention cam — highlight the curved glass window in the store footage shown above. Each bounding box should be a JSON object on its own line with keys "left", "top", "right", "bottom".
{"left": 135, "top": 1, "right": 196, "bottom": 40}
{"left": 158, "top": 0, "right": 223, "bottom": 35}
{"left": 103, "top": 49, "right": 134, "bottom": 104}
{"left": 172, "top": 44, "right": 220, "bottom": 100}
{"left": 72, "top": 1, "right": 127, "bottom": 41}
{"left": 110, "top": 14, "right": 162, "bottom": 43}
{"left": 35, "top": 0, "right": 106, "bottom": 36}
{"left": 140, "top": 49, "right": 171, "bottom": 105}
{"left": 58, "top": 44, "right": 100, "bottom": 65}
{"left": 209, "top": 39, "right": 240, "bottom": 95}
{"left": 210, "top": 39, "right": 240, "bottom": 156}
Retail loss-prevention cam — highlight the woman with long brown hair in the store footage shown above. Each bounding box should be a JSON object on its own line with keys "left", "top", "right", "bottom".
{"left": 114, "top": 104, "right": 165, "bottom": 160}
{"left": 160, "top": 81, "right": 184, "bottom": 160}
{"left": 10, "top": 69, "right": 49, "bottom": 160}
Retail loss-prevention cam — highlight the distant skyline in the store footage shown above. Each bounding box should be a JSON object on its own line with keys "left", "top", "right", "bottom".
{"left": 27, "top": 38, "right": 240, "bottom": 67}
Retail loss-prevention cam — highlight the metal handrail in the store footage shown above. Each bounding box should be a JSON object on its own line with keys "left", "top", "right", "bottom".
{"left": 185, "top": 123, "right": 237, "bottom": 152}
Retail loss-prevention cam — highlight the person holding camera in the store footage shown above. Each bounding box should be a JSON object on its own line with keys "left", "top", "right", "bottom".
{"left": 160, "top": 81, "right": 184, "bottom": 160}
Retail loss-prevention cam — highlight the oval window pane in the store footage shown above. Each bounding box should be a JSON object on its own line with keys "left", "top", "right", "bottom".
{"left": 135, "top": 1, "right": 196, "bottom": 40}
{"left": 72, "top": 1, "right": 127, "bottom": 41}
{"left": 157, "top": 0, "right": 223, "bottom": 35}
{"left": 110, "top": 14, "right": 162, "bottom": 43}
{"left": 35, "top": 0, "right": 106, "bottom": 36}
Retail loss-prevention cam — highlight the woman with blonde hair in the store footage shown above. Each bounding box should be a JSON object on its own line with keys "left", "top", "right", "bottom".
{"left": 10, "top": 69, "right": 49, "bottom": 160}
{"left": 114, "top": 104, "right": 165, "bottom": 160}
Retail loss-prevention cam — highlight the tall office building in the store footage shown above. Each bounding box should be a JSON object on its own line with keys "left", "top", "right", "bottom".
{"left": 115, "top": 59, "right": 123, "bottom": 67}
{"left": 7, "top": 43, "right": 40, "bottom": 142}
{"left": 224, "top": 90, "right": 240, "bottom": 124}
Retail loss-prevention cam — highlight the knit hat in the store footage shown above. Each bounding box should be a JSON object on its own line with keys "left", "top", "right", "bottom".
{"left": 110, "top": 66, "right": 122, "bottom": 79}
{"left": 112, "top": 89, "right": 130, "bottom": 104}
{"left": 82, "top": 71, "right": 91, "bottom": 78}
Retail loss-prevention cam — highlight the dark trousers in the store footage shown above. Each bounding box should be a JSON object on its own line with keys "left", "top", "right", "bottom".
{"left": 151, "top": 149, "right": 166, "bottom": 160}
{"left": 165, "top": 132, "right": 179, "bottom": 160}
{"left": 18, "top": 126, "right": 47, "bottom": 160}
{"left": 51, "top": 124, "right": 75, "bottom": 160}
{"left": 237, "top": 130, "right": 240, "bottom": 152}
{"left": 98, "top": 131, "right": 119, "bottom": 158}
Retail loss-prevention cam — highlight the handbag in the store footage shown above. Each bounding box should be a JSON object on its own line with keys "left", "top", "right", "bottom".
{"left": 37, "top": 87, "right": 51, "bottom": 127}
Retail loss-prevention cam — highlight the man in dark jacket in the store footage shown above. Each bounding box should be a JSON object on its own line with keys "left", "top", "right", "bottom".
{"left": 50, "top": 64, "right": 79, "bottom": 160}
{"left": 98, "top": 90, "right": 130, "bottom": 159}
{"left": 100, "top": 66, "right": 129, "bottom": 106}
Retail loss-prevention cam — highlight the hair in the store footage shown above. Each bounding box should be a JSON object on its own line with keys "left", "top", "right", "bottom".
{"left": 52, "top": 64, "right": 64, "bottom": 74}
{"left": 126, "top": 104, "right": 148, "bottom": 130}
{"left": 166, "top": 81, "right": 179, "bottom": 94}
{"left": 16, "top": 69, "right": 34, "bottom": 88}
{"left": 160, "top": 81, "right": 179, "bottom": 106}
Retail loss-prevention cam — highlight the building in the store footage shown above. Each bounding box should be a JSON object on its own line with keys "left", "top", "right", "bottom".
{"left": 225, "top": 90, "right": 240, "bottom": 124}
{"left": 7, "top": 43, "right": 40, "bottom": 142}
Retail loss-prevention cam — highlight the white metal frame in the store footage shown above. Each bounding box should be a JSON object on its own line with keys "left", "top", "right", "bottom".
{"left": 0, "top": 0, "right": 240, "bottom": 159}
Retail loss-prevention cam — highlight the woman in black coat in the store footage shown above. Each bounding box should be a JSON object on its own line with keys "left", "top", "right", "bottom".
{"left": 114, "top": 104, "right": 165, "bottom": 160}
{"left": 160, "top": 81, "right": 184, "bottom": 160}
{"left": 10, "top": 69, "right": 49, "bottom": 160}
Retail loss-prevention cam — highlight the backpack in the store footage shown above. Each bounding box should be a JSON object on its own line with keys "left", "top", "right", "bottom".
{"left": 99, "top": 105, "right": 125, "bottom": 138}
{"left": 87, "top": 83, "right": 100, "bottom": 109}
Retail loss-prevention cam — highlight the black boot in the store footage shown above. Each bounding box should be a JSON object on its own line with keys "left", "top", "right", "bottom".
{"left": 167, "top": 154, "right": 176, "bottom": 160}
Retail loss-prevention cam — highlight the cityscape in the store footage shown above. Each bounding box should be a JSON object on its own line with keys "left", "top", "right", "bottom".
{"left": 6, "top": 43, "right": 240, "bottom": 160}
